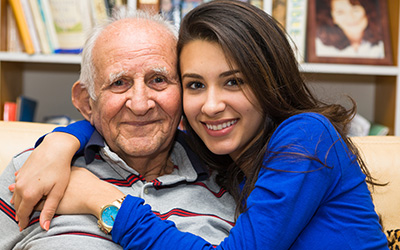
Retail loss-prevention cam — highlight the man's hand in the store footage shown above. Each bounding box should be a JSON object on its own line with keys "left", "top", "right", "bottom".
{"left": 10, "top": 132, "right": 80, "bottom": 231}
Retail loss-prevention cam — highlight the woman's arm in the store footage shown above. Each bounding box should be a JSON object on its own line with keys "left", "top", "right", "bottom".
{"left": 11, "top": 120, "right": 94, "bottom": 231}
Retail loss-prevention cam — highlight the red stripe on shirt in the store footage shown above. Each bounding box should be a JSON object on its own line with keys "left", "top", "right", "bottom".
{"left": 153, "top": 208, "right": 235, "bottom": 227}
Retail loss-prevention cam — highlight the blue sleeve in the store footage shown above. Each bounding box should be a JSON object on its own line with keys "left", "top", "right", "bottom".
{"left": 35, "top": 120, "right": 95, "bottom": 154}
{"left": 112, "top": 195, "right": 214, "bottom": 249}
{"left": 111, "top": 113, "right": 385, "bottom": 249}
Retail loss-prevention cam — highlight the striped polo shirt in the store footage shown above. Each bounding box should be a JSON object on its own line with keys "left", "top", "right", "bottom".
{"left": 0, "top": 130, "right": 235, "bottom": 249}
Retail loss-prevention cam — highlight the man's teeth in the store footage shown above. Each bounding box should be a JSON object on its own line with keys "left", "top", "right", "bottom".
{"left": 206, "top": 120, "right": 237, "bottom": 131}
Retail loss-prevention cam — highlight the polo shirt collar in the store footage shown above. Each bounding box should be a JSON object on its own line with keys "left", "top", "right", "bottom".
{"left": 81, "top": 129, "right": 209, "bottom": 181}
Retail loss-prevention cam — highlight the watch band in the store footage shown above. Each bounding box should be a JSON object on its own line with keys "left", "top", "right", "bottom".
{"left": 97, "top": 196, "right": 126, "bottom": 234}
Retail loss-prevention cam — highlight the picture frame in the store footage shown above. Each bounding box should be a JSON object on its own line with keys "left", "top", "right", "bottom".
{"left": 306, "top": 0, "right": 392, "bottom": 65}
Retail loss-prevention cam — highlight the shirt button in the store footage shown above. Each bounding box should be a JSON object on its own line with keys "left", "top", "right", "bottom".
{"left": 144, "top": 188, "right": 149, "bottom": 194}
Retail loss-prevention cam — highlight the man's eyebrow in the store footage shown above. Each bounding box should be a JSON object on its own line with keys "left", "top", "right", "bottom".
{"left": 109, "top": 71, "right": 127, "bottom": 83}
{"left": 153, "top": 67, "right": 169, "bottom": 75}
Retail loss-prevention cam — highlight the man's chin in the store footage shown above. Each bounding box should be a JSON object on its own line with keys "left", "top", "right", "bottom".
{"left": 114, "top": 137, "right": 165, "bottom": 157}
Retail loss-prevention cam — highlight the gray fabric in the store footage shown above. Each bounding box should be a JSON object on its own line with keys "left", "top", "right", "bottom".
{"left": 0, "top": 139, "right": 235, "bottom": 249}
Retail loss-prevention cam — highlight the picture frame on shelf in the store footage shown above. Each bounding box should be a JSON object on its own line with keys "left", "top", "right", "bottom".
{"left": 306, "top": 0, "right": 392, "bottom": 65}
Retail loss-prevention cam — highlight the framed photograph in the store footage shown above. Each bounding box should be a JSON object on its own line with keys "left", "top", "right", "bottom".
{"left": 306, "top": 0, "right": 392, "bottom": 65}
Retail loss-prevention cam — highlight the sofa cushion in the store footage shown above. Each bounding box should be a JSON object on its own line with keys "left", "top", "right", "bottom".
{"left": 0, "top": 121, "right": 58, "bottom": 173}
{"left": 351, "top": 136, "right": 400, "bottom": 232}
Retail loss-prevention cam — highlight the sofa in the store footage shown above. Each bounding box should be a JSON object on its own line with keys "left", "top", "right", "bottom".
{"left": 0, "top": 121, "right": 399, "bottom": 244}
{"left": 0, "top": 121, "right": 58, "bottom": 173}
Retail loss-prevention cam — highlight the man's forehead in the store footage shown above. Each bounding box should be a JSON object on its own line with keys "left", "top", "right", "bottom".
{"left": 104, "top": 18, "right": 175, "bottom": 41}
{"left": 94, "top": 21, "right": 177, "bottom": 60}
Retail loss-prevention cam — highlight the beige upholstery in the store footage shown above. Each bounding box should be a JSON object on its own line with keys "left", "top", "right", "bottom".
{"left": 0, "top": 121, "right": 399, "bottom": 232}
{"left": 0, "top": 121, "right": 58, "bottom": 173}
{"left": 351, "top": 136, "right": 400, "bottom": 232}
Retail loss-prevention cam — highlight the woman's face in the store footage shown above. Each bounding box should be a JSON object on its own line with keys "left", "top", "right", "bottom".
{"left": 331, "top": 0, "right": 368, "bottom": 42}
{"left": 180, "top": 40, "right": 263, "bottom": 161}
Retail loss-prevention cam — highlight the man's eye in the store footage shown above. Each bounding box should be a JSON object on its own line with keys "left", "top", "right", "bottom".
{"left": 110, "top": 79, "right": 132, "bottom": 93}
{"left": 113, "top": 80, "right": 124, "bottom": 86}
{"left": 153, "top": 77, "right": 165, "bottom": 84}
{"left": 149, "top": 76, "right": 169, "bottom": 90}
{"left": 188, "top": 82, "right": 205, "bottom": 89}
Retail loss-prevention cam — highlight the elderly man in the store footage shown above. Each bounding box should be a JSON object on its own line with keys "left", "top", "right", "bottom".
{"left": 0, "top": 10, "right": 234, "bottom": 249}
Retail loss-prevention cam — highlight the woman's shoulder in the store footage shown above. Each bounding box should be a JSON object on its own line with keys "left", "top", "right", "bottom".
{"left": 270, "top": 113, "right": 340, "bottom": 146}
{"left": 277, "top": 112, "right": 333, "bottom": 132}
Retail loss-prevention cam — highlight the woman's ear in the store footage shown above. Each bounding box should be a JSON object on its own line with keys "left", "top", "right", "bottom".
{"left": 71, "top": 81, "right": 92, "bottom": 121}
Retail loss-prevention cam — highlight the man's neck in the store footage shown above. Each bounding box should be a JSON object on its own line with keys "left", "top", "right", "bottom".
{"left": 119, "top": 150, "right": 173, "bottom": 182}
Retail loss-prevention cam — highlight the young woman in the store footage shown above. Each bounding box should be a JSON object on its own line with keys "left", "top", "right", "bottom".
{"left": 11, "top": 0, "right": 387, "bottom": 248}
{"left": 316, "top": 0, "right": 385, "bottom": 58}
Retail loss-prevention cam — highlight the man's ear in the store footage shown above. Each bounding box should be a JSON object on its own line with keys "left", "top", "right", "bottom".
{"left": 72, "top": 81, "right": 92, "bottom": 121}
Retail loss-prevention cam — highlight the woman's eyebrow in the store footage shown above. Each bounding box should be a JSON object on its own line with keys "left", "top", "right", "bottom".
{"left": 181, "top": 73, "right": 203, "bottom": 80}
{"left": 219, "top": 69, "right": 240, "bottom": 78}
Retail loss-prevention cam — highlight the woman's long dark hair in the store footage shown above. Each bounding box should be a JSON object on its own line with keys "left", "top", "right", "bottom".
{"left": 316, "top": 0, "right": 383, "bottom": 49}
{"left": 177, "top": 0, "right": 373, "bottom": 218}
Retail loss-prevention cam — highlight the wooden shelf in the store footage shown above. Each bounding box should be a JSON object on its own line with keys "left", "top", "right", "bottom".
{"left": 0, "top": 52, "right": 81, "bottom": 64}
{"left": 300, "top": 63, "right": 400, "bottom": 76}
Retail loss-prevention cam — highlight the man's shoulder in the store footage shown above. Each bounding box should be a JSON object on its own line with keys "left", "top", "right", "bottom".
{"left": 7, "top": 148, "right": 34, "bottom": 171}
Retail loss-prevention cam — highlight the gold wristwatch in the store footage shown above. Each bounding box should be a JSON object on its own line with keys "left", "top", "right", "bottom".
{"left": 97, "top": 196, "right": 126, "bottom": 234}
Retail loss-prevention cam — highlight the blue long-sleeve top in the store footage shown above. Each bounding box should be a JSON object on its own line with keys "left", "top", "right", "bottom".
{"left": 48, "top": 113, "right": 388, "bottom": 249}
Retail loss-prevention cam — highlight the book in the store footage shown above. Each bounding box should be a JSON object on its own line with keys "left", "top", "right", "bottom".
{"left": 43, "top": 115, "right": 72, "bottom": 125}
{"left": 16, "top": 96, "right": 37, "bottom": 122}
{"left": 90, "top": 0, "right": 108, "bottom": 25}
{"left": 272, "top": 0, "right": 286, "bottom": 28}
{"left": 107, "top": 0, "right": 128, "bottom": 16}
{"left": 160, "top": 0, "right": 181, "bottom": 27}
{"left": 137, "top": 0, "right": 159, "bottom": 14}
{"left": 181, "top": 0, "right": 202, "bottom": 19}
{"left": 6, "top": 4, "right": 24, "bottom": 52}
{"left": 348, "top": 113, "right": 371, "bottom": 137}
{"left": 285, "top": 0, "right": 307, "bottom": 62}
{"left": 37, "top": 0, "right": 60, "bottom": 53}
{"left": 250, "top": 0, "right": 263, "bottom": 10}
{"left": 47, "top": 0, "right": 91, "bottom": 54}
{"left": 3, "top": 102, "right": 17, "bottom": 121}
{"left": 8, "top": 0, "right": 35, "bottom": 54}
{"left": 28, "top": 0, "right": 51, "bottom": 54}
{"left": 0, "top": 0, "right": 7, "bottom": 51}
{"left": 369, "top": 124, "right": 390, "bottom": 136}
{"left": 20, "top": 0, "right": 41, "bottom": 53}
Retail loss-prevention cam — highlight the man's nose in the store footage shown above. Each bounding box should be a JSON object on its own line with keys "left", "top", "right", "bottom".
{"left": 125, "top": 82, "right": 156, "bottom": 115}
{"left": 200, "top": 89, "right": 226, "bottom": 116}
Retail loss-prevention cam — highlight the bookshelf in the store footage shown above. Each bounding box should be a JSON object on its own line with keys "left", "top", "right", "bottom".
{"left": 0, "top": 0, "right": 400, "bottom": 135}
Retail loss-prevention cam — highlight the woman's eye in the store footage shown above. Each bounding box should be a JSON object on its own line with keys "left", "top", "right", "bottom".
{"left": 188, "top": 82, "right": 205, "bottom": 89}
{"left": 110, "top": 79, "right": 132, "bottom": 93}
{"left": 226, "top": 78, "right": 244, "bottom": 87}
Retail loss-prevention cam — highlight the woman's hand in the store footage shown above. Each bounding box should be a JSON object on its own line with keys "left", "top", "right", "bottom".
{"left": 10, "top": 132, "right": 80, "bottom": 231}
{"left": 50, "top": 167, "right": 124, "bottom": 218}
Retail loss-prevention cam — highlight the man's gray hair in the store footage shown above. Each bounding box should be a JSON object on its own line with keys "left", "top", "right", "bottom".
{"left": 79, "top": 8, "right": 178, "bottom": 100}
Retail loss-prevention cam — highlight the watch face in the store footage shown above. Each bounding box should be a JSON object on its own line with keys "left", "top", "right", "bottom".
{"left": 101, "top": 205, "right": 119, "bottom": 227}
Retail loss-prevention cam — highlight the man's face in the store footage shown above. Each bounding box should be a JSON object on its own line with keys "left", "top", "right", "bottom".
{"left": 89, "top": 19, "right": 181, "bottom": 161}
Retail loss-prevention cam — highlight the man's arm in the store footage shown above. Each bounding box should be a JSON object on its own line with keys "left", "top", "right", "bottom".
{"left": 0, "top": 154, "right": 33, "bottom": 248}
{"left": 11, "top": 120, "right": 95, "bottom": 231}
